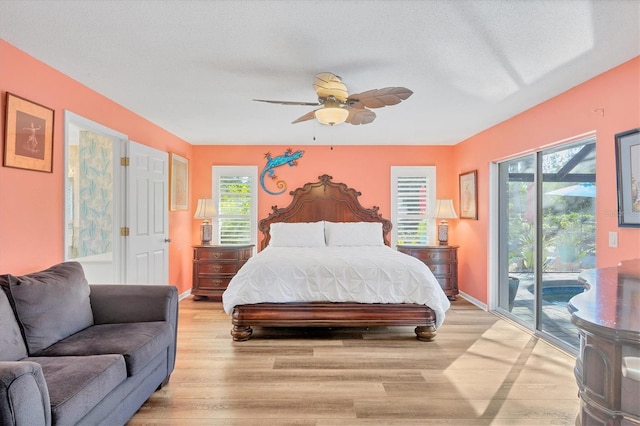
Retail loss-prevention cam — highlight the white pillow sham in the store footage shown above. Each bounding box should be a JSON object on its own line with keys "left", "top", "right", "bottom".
{"left": 324, "top": 221, "right": 384, "bottom": 246}
{"left": 269, "top": 221, "right": 326, "bottom": 247}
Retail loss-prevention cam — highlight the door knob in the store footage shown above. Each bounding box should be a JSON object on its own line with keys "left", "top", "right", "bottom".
{"left": 164, "top": 238, "right": 172, "bottom": 243}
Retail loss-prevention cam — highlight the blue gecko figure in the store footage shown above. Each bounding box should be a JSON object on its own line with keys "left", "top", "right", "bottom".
{"left": 260, "top": 148, "right": 304, "bottom": 195}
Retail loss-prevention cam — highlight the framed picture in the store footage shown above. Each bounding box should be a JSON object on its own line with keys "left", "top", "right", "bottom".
{"left": 3, "top": 93, "right": 54, "bottom": 172}
{"left": 170, "top": 153, "right": 189, "bottom": 211}
{"left": 615, "top": 128, "right": 640, "bottom": 227}
{"left": 459, "top": 170, "right": 478, "bottom": 220}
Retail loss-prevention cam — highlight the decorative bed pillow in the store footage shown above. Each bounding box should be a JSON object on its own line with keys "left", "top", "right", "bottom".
{"left": 325, "top": 221, "right": 384, "bottom": 246}
{"left": 0, "top": 261, "right": 94, "bottom": 354}
{"left": 269, "top": 221, "right": 326, "bottom": 247}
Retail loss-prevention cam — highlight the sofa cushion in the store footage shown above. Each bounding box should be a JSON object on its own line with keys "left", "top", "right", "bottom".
{"left": 37, "top": 321, "right": 172, "bottom": 376}
{"left": 0, "top": 289, "right": 27, "bottom": 361}
{"left": 29, "top": 355, "right": 126, "bottom": 426}
{"left": 0, "top": 262, "right": 94, "bottom": 354}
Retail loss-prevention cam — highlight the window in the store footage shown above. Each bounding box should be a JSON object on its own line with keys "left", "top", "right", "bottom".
{"left": 391, "top": 166, "right": 436, "bottom": 247}
{"left": 212, "top": 166, "right": 258, "bottom": 247}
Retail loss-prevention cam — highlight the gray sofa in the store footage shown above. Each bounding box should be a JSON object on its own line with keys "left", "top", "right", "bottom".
{"left": 0, "top": 261, "right": 178, "bottom": 426}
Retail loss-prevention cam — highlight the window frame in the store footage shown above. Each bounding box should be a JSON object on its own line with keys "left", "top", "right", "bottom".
{"left": 212, "top": 166, "right": 258, "bottom": 250}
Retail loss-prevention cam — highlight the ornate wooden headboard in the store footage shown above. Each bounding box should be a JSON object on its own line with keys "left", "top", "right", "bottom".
{"left": 258, "top": 174, "right": 392, "bottom": 250}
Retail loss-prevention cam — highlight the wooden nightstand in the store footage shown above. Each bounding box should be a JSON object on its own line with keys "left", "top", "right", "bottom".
{"left": 397, "top": 245, "right": 459, "bottom": 300}
{"left": 192, "top": 245, "right": 253, "bottom": 301}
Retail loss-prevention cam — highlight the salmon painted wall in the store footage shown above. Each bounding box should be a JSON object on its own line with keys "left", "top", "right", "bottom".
{"left": 0, "top": 40, "right": 194, "bottom": 293}
{"left": 453, "top": 56, "right": 640, "bottom": 303}
{"left": 2, "top": 38, "right": 638, "bottom": 304}
{"left": 190, "top": 145, "right": 456, "bottom": 245}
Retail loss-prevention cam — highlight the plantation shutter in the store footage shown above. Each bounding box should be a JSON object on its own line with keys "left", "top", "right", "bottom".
{"left": 218, "top": 176, "right": 252, "bottom": 244}
{"left": 391, "top": 167, "right": 436, "bottom": 247}
{"left": 213, "top": 166, "right": 257, "bottom": 247}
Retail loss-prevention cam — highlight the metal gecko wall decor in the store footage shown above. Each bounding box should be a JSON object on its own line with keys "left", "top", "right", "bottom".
{"left": 260, "top": 148, "right": 305, "bottom": 195}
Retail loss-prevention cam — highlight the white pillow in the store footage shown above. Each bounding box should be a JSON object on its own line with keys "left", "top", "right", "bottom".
{"left": 269, "top": 221, "right": 326, "bottom": 247}
{"left": 324, "top": 221, "right": 384, "bottom": 246}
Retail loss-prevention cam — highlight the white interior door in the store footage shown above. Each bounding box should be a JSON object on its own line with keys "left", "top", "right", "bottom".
{"left": 125, "top": 142, "right": 169, "bottom": 285}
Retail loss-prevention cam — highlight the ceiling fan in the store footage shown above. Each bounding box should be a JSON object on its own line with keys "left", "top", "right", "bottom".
{"left": 254, "top": 72, "right": 413, "bottom": 126}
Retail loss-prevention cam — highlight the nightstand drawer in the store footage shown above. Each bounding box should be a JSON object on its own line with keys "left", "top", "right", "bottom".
{"left": 197, "top": 276, "right": 233, "bottom": 289}
{"left": 434, "top": 277, "right": 453, "bottom": 292}
{"left": 236, "top": 248, "right": 253, "bottom": 261}
{"left": 199, "top": 262, "right": 239, "bottom": 274}
{"left": 408, "top": 248, "right": 456, "bottom": 262}
{"left": 196, "top": 249, "right": 240, "bottom": 261}
{"left": 426, "top": 262, "right": 453, "bottom": 276}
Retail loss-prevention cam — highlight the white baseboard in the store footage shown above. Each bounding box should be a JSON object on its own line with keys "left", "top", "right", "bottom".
{"left": 178, "top": 289, "right": 191, "bottom": 301}
{"left": 458, "top": 291, "right": 487, "bottom": 311}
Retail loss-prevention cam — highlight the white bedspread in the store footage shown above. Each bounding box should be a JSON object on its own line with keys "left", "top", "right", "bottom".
{"left": 222, "top": 246, "right": 451, "bottom": 328}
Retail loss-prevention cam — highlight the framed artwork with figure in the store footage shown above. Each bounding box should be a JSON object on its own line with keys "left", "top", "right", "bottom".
{"left": 459, "top": 170, "right": 478, "bottom": 220}
{"left": 615, "top": 128, "right": 640, "bottom": 227}
{"left": 3, "top": 93, "right": 54, "bottom": 173}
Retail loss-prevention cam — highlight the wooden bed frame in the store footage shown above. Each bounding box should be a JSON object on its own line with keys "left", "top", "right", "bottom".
{"left": 230, "top": 174, "right": 438, "bottom": 342}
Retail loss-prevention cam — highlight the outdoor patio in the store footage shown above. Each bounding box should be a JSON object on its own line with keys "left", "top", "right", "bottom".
{"left": 508, "top": 272, "right": 584, "bottom": 350}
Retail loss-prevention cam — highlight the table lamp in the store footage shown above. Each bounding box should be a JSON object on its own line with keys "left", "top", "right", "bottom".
{"left": 435, "top": 199, "right": 457, "bottom": 246}
{"left": 194, "top": 198, "right": 216, "bottom": 245}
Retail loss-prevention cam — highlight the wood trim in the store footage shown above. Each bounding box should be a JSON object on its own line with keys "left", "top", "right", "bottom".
{"left": 259, "top": 174, "right": 392, "bottom": 250}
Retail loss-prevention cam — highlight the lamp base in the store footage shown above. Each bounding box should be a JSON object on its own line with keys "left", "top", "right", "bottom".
{"left": 200, "top": 221, "right": 212, "bottom": 245}
{"left": 438, "top": 220, "right": 449, "bottom": 246}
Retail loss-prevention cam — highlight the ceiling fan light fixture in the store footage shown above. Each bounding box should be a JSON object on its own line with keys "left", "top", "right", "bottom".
{"left": 255, "top": 72, "right": 412, "bottom": 126}
{"left": 315, "top": 105, "right": 349, "bottom": 126}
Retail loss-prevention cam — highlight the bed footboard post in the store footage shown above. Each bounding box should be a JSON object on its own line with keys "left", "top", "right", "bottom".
{"left": 231, "top": 325, "right": 253, "bottom": 341}
{"left": 415, "top": 325, "right": 437, "bottom": 341}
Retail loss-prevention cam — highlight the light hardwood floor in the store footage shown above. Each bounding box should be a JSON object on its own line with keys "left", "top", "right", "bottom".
{"left": 128, "top": 297, "right": 580, "bottom": 425}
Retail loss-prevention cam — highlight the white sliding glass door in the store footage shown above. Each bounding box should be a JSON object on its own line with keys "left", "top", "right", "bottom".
{"left": 496, "top": 138, "right": 596, "bottom": 353}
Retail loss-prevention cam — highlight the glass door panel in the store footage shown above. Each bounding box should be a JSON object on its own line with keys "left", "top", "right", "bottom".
{"left": 498, "top": 154, "right": 536, "bottom": 329}
{"left": 540, "top": 142, "right": 596, "bottom": 349}
{"left": 497, "top": 139, "right": 595, "bottom": 353}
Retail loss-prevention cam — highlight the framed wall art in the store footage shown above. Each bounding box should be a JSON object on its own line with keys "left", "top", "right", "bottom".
{"left": 615, "top": 128, "right": 640, "bottom": 227}
{"left": 459, "top": 170, "right": 478, "bottom": 220}
{"left": 170, "top": 153, "right": 189, "bottom": 211}
{"left": 3, "top": 92, "right": 54, "bottom": 172}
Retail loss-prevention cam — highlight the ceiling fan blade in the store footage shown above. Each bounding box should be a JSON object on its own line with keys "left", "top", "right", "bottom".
{"left": 346, "top": 87, "right": 413, "bottom": 109}
{"left": 291, "top": 110, "right": 318, "bottom": 124}
{"left": 345, "top": 107, "right": 376, "bottom": 125}
{"left": 313, "top": 72, "right": 349, "bottom": 103}
{"left": 254, "top": 99, "right": 320, "bottom": 106}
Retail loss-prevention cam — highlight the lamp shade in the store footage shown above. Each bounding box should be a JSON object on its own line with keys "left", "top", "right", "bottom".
{"left": 315, "top": 105, "right": 349, "bottom": 126}
{"left": 194, "top": 198, "right": 216, "bottom": 219}
{"left": 434, "top": 199, "right": 458, "bottom": 219}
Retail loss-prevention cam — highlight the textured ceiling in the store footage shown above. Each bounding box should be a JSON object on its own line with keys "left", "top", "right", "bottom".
{"left": 0, "top": 0, "right": 638, "bottom": 145}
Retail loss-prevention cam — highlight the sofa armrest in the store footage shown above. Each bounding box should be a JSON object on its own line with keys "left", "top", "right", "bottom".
{"left": 89, "top": 284, "right": 178, "bottom": 325}
{"left": 89, "top": 285, "right": 179, "bottom": 380}
{"left": 0, "top": 361, "right": 51, "bottom": 426}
